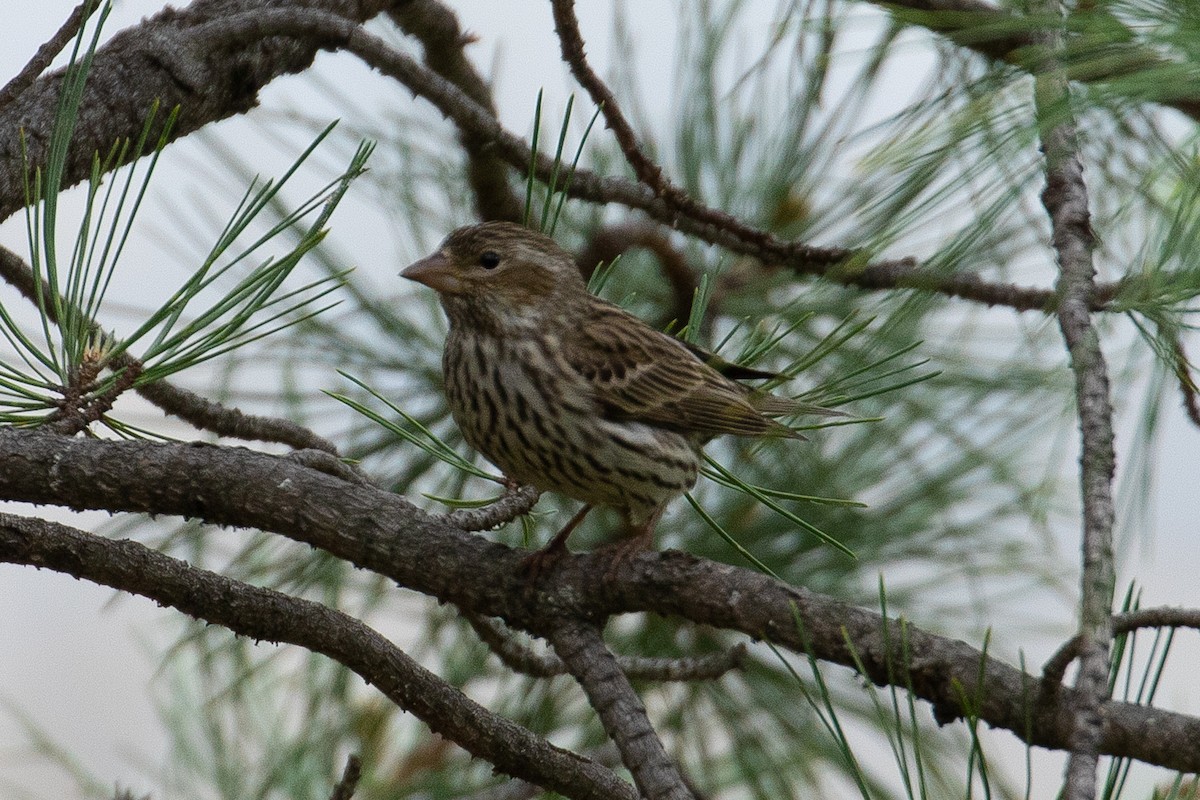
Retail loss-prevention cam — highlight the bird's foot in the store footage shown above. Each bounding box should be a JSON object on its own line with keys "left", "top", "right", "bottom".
{"left": 519, "top": 537, "right": 571, "bottom": 585}
{"left": 597, "top": 532, "right": 654, "bottom": 580}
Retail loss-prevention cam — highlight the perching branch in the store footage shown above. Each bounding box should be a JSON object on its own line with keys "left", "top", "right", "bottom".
{"left": 0, "top": 432, "right": 1197, "bottom": 774}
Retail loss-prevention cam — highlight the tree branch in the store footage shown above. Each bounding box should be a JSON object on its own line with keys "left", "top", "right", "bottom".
{"left": 548, "top": 621, "right": 693, "bottom": 800}
{"left": 0, "top": 2, "right": 1122, "bottom": 314}
{"left": 0, "top": 431, "right": 1195, "bottom": 773}
{"left": 0, "top": 511, "right": 636, "bottom": 800}
{"left": 1033, "top": 1, "right": 1117, "bottom": 795}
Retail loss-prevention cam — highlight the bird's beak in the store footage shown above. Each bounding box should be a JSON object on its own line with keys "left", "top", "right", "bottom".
{"left": 401, "top": 252, "right": 462, "bottom": 294}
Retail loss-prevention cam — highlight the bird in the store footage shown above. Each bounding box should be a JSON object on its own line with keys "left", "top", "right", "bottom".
{"left": 402, "top": 221, "right": 828, "bottom": 563}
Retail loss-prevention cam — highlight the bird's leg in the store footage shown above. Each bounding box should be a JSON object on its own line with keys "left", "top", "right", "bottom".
{"left": 520, "top": 503, "right": 593, "bottom": 579}
{"left": 599, "top": 507, "right": 664, "bottom": 577}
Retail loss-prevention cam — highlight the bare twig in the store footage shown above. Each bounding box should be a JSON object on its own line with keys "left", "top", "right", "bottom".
{"left": 1033, "top": 1, "right": 1117, "bottom": 796}
{"left": 0, "top": 512, "right": 636, "bottom": 800}
{"left": 136, "top": 380, "right": 342, "bottom": 452}
{"left": 548, "top": 0, "right": 849, "bottom": 277}
{"left": 1115, "top": 606, "right": 1200, "bottom": 633}
{"left": 549, "top": 621, "right": 694, "bottom": 800}
{"left": 1043, "top": 633, "right": 1085, "bottom": 686}
{"left": 285, "top": 448, "right": 370, "bottom": 485}
{"left": 0, "top": 1, "right": 98, "bottom": 112}
{"left": 468, "top": 613, "right": 747, "bottom": 680}
{"left": 1044, "top": 606, "right": 1200, "bottom": 685}
{"left": 329, "top": 754, "right": 362, "bottom": 800}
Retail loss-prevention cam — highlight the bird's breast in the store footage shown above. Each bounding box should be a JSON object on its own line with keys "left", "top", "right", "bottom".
{"left": 441, "top": 331, "right": 701, "bottom": 516}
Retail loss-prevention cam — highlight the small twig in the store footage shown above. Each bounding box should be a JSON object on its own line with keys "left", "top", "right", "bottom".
{"left": 550, "top": 0, "right": 770, "bottom": 252}
{"left": 468, "top": 613, "right": 748, "bottom": 680}
{"left": 441, "top": 484, "right": 541, "bottom": 531}
{"left": 1115, "top": 606, "right": 1200, "bottom": 633}
{"left": 285, "top": 449, "right": 372, "bottom": 486}
{"left": 328, "top": 754, "right": 362, "bottom": 800}
{"left": 549, "top": 621, "right": 694, "bottom": 800}
{"left": 1171, "top": 336, "right": 1200, "bottom": 428}
{"left": 0, "top": 1, "right": 98, "bottom": 112}
{"left": 1044, "top": 606, "right": 1200, "bottom": 685}
{"left": 1043, "top": 633, "right": 1085, "bottom": 685}
{"left": 135, "top": 379, "right": 342, "bottom": 452}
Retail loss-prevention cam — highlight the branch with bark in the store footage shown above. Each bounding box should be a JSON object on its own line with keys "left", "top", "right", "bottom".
{"left": 0, "top": 432, "right": 1198, "bottom": 785}
{"left": 0, "top": 0, "right": 1126, "bottom": 313}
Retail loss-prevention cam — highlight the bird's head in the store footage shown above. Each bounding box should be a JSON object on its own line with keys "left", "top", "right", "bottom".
{"left": 402, "top": 222, "right": 587, "bottom": 332}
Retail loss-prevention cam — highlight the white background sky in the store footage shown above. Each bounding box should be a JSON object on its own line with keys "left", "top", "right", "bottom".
{"left": 2, "top": 2, "right": 1199, "bottom": 798}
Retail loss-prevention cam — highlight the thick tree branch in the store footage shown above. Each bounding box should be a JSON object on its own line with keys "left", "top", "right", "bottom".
{"left": 1033, "top": 1, "right": 1117, "bottom": 796}
{"left": 0, "top": 0, "right": 399, "bottom": 222}
{"left": 0, "top": 431, "right": 1195, "bottom": 774}
{"left": 0, "top": 511, "right": 636, "bottom": 800}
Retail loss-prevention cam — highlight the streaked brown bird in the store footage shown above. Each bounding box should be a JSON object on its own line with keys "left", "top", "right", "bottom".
{"left": 403, "top": 221, "right": 823, "bottom": 560}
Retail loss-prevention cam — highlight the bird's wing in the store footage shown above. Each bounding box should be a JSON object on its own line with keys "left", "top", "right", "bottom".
{"left": 563, "top": 301, "right": 800, "bottom": 438}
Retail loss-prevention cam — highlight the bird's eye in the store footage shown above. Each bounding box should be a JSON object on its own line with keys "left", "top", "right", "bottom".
{"left": 479, "top": 251, "right": 501, "bottom": 270}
